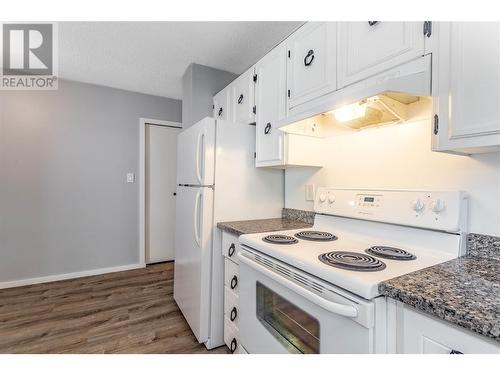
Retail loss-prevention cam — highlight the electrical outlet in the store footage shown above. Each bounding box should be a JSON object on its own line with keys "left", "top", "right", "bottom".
{"left": 305, "top": 184, "right": 315, "bottom": 201}
{"left": 127, "top": 173, "right": 135, "bottom": 183}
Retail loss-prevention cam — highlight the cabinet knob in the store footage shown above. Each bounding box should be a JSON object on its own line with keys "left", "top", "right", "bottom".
{"left": 218, "top": 107, "right": 223, "bottom": 116}
{"left": 230, "top": 338, "right": 237, "bottom": 353}
{"left": 237, "top": 94, "right": 244, "bottom": 104}
{"left": 264, "top": 123, "right": 272, "bottom": 134}
{"left": 228, "top": 243, "right": 236, "bottom": 257}
{"left": 230, "top": 307, "right": 238, "bottom": 322}
{"left": 230, "top": 275, "right": 238, "bottom": 290}
{"left": 368, "top": 21, "right": 379, "bottom": 26}
{"left": 304, "top": 49, "right": 315, "bottom": 66}
{"left": 450, "top": 349, "right": 463, "bottom": 354}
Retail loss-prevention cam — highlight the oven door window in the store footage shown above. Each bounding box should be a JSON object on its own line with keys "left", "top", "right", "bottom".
{"left": 256, "top": 282, "right": 320, "bottom": 354}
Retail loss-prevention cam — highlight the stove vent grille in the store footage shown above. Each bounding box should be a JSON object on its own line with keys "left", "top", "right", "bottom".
{"left": 253, "top": 254, "right": 325, "bottom": 294}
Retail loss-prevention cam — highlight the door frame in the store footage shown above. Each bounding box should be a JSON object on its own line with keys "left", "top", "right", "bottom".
{"left": 139, "top": 118, "right": 182, "bottom": 265}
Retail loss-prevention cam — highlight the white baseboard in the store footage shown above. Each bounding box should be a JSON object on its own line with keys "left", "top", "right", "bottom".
{"left": 0, "top": 263, "right": 146, "bottom": 290}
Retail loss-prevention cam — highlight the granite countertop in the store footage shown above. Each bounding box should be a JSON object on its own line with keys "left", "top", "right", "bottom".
{"left": 217, "top": 218, "right": 312, "bottom": 236}
{"left": 380, "top": 254, "right": 500, "bottom": 342}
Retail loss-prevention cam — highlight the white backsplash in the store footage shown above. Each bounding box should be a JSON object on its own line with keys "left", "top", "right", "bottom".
{"left": 284, "top": 103, "right": 500, "bottom": 236}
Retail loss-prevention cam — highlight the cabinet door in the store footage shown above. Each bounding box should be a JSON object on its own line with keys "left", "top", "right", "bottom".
{"left": 399, "top": 305, "right": 500, "bottom": 354}
{"left": 286, "top": 22, "right": 337, "bottom": 110}
{"left": 213, "top": 86, "right": 230, "bottom": 121}
{"left": 255, "top": 43, "right": 287, "bottom": 166}
{"left": 338, "top": 22, "right": 425, "bottom": 88}
{"left": 232, "top": 67, "right": 255, "bottom": 125}
{"left": 432, "top": 22, "right": 500, "bottom": 154}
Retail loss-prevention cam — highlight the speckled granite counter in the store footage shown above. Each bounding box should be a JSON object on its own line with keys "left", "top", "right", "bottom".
{"left": 217, "top": 218, "right": 312, "bottom": 236}
{"left": 380, "top": 234, "right": 500, "bottom": 342}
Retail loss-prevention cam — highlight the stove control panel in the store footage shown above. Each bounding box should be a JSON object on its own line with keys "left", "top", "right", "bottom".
{"left": 314, "top": 188, "right": 469, "bottom": 233}
{"left": 356, "top": 194, "right": 382, "bottom": 209}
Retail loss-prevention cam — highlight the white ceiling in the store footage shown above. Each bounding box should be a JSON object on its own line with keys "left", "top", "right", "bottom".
{"left": 59, "top": 22, "right": 302, "bottom": 99}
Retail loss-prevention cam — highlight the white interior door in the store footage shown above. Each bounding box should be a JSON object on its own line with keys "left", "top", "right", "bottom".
{"left": 146, "top": 124, "right": 181, "bottom": 264}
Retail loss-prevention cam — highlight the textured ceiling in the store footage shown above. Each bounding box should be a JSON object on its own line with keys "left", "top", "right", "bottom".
{"left": 59, "top": 22, "right": 302, "bottom": 99}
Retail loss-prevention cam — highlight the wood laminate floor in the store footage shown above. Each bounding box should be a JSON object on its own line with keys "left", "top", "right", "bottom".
{"left": 0, "top": 262, "right": 228, "bottom": 354}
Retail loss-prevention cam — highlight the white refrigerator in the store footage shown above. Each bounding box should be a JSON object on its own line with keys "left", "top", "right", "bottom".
{"left": 173, "top": 117, "right": 283, "bottom": 349}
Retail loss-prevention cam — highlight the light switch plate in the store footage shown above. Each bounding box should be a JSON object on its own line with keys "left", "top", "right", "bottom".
{"left": 305, "top": 184, "right": 315, "bottom": 201}
{"left": 127, "top": 173, "right": 135, "bottom": 183}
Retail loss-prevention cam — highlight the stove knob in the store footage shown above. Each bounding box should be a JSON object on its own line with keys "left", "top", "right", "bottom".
{"left": 319, "top": 193, "right": 326, "bottom": 203}
{"left": 430, "top": 199, "right": 445, "bottom": 213}
{"left": 410, "top": 199, "right": 424, "bottom": 212}
{"left": 328, "top": 195, "right": 336, "bottom": 204}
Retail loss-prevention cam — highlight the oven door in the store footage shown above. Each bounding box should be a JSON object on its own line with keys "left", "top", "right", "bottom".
{"left": 238, "top": 248, "right": 375, "bottom": 354}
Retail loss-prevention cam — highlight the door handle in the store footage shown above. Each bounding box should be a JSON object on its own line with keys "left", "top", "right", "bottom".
{"left": 195, "top": 131, "right": 205, "bottom": 185}
{"left": 193, "top": 190, "right": 202, "bottom": 247}
{"left": 238, "top": 253, "right": 358, "bottom": 318}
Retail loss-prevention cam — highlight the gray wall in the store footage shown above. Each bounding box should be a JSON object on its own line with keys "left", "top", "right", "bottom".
{"left": 0, "top": 80, "right": 182, "bottom": 283}
{"left": 182, "top": 63, "right": 236, "bottom": 128}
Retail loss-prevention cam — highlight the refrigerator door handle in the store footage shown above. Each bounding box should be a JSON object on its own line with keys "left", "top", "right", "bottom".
{"left": 193, "top": 189, "right": 202, "bottom": 247}
{"left": 195, "top": 131, "right": 205, "bottom": 185}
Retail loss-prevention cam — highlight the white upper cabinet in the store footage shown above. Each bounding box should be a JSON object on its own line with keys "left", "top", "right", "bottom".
{"left": 432, "top": 22, "right": 500, "bottom": 154}
{"left": 338, "top": 22, "right": 426, "bottom": 88}
{"left": 213, "top": 85, "right": 231, "bottom": 121}
{"left": 255, "top": 43, "right": 287, "bottom": 166}
{"left": 231, "top": 67, "right": 256, "bottom": 125}
{"left": 286, "top": 22, "right": 337, "bottom": 111}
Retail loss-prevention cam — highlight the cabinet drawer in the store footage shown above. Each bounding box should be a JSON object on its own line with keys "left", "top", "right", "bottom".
{"left": 224, "top": 316, "right": 240, "bottom": 354}
{"left": 222, "top": 231, "right": 240, "bottom": 263}
{"left": 224, "top": 258, "right": 239, "bottom": 294}
{"left": 224, "top": 286, "right": 239, "bottom": 326}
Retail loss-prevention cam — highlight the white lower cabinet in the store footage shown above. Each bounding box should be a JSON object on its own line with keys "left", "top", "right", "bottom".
{"left": 222, "top": 231, "right": 242, "bottom": 353}
{"left": 393, "top": 301, "right": 500, "bottom": 354}
{"left": 432, "top": 22, "right": 500, "bottom": 154}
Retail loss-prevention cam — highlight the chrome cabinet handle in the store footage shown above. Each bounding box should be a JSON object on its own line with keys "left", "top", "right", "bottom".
{"left": 218, "top": 107, "right": 223, "bottom": 116}
{"left": 304, "top": 49, "right": 314, "bottom": 66}
{"left": 368, "top": 21, "right": 379, "bottom": 26}
{"left": 237, "top": 94, "right": 243, "bottom": 104}
{"left": 450, "top": 349, "right": 463, "bottom": 354}
{"left": 264, "top": 123, "right": 271, "bottom": 134}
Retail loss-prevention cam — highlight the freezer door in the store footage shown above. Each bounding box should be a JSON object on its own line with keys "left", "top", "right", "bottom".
{"left": 173, "top": 185, "right": 214, "bottom": 343}
{"left": 176, "top": 117, "right": 216, "bottom": 186}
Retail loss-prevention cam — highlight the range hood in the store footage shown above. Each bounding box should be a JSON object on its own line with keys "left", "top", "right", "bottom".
{"left": 326, "top": 91, "right": 420, "bottom": 129}
{"left": 281, "top": 55, "right": 432, "bottom": 135}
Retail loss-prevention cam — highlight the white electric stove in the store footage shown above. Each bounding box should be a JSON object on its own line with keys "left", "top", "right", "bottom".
{"left": 237, "top": 188, "right": 468, "bottom": 354}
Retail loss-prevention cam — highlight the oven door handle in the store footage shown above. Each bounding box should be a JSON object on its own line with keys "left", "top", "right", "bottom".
{"left": 239, "top": 254, "right": 358, "bottom": 318}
